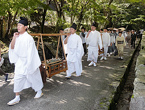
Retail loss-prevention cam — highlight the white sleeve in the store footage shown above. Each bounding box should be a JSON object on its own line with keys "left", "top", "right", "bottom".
{"left": 26, "top": 39, "right": 41, "bottom": 74}
{"left": 77, "top": 37, "right": 84, "bottom": 59}
{"left": 108, "top": 34, "right": 110, "bottom": 46}
{"left": 8, "top": 44, "right": 18, "bottom": 64}
{"left": 85, "top": 33, "right": 90, "bottom": 45}
{"left": 98, "top": 33, "right": 102, "bottom": 49}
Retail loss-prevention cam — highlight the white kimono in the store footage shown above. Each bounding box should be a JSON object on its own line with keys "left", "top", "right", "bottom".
{"left": 9, "top": 32, "right": 43, "bottom": 92}
{"left": 86, "top": 30, "right": 102, "bottom": 63}
{"left": 102, "top": 32, "right": 110, "bottom": 57}
{"left": 110, "top": 34, "right": 115, "bottom": 44}
{"left": 66, "top": 33, "right": 84, "bottom": 77}
{"left": 80, "top": 32, "right": 88, "bottom": 44}
{"left": 61, "top": 35, "right": 67, "bottom": 54}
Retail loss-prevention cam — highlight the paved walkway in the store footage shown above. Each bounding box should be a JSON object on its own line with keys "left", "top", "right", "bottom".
{"left": 0, "top": 45, "right": 134, "bottom": 110}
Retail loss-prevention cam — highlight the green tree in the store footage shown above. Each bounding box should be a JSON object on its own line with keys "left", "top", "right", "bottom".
{"left": 0, "top": 0, "right": 38, "bottom": 38}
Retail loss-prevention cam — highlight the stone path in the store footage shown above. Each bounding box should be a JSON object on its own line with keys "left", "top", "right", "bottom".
{"left": 0, "top": 45, "right": 134, "bottom": 110}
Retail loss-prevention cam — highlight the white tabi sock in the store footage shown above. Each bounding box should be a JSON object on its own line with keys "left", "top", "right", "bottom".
{"left": 88, "top": 61, "right": 94, "bottom": 66}
{"left": 34, "top": 90, "right": 43, "bottom": 99}
{"left": 7, "top": 95, "right": 20, "bottom": 105}
{"left": 93, "top": 62, "right": 96, "bottom": 67}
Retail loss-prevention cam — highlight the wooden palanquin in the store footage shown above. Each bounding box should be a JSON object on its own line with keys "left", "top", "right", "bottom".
{"left": 30, "top": 33, "right": 68, "bottom": 78}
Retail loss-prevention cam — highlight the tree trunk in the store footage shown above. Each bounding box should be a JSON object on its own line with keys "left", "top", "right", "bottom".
{"left": 8, "top": 10, "right": 18, "bottom": 38}
{"left": 5, "top": 11, "right": 12, "bottom": 39}
{"left": 104, "top": 0, "right": 114, "bottom": 28}
{"left": 3, "top": 17, "right": 6, "bottom": 38}
{"left": 41, "top": 9, "right": 47, "bottom": 33}
{"left": 0, "top": 17, "right": 3, "bottom": 39}
{"left": 77, "top": 1, "right": 89, "bottom": 30}
{"left": 106, "top": 7, "right": 113, "bottom": 28}
{"left": 77, "top": 7, "right": 84, "bottom": 30}
{"left": 109, "top": 0, "right": 113, "bottom": 5}
{"left": 54, "top": 0, "right": 65, "bottom": 32}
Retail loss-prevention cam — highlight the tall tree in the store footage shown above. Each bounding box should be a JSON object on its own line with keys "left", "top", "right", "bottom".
{"left": 0, "top": 0, "right": 38, "bottom": 38}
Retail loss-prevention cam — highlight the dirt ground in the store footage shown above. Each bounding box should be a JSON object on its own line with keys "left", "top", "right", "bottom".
{"left": 0, "top": 45, "right": 134, "bottom": 110}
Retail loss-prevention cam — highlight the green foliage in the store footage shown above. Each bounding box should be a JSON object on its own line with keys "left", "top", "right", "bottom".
{"left": 0, "top": 0, "right": 145, "bottom": 36}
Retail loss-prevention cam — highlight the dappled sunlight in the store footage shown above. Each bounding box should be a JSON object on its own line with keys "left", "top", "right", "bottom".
{"left": 100, "top": 66, "right": 115, "bottom": 70}
{"left": 53, "top": 79, "right": 64, "bottom": 85}
{"left": 75, "top": 97, "right": 85, "bottom": 102}
{"left": 142, "top": 54, "right": 145, "bottom": 57}
{"left": 109, "top": 73, "right": 120, "bottom": 78}
{"left": 99, "top": 90, "right": 109, "bottom": 95}
{"left": 82, "top": 70, "right": 94, "bottom": 78}
{"left": 124, "top": 52, "right": 129, "bottom": 54}
{"left": 68, "top": 80, "right": 91, "bottom": 87}
{"left": 8, "top": 79, "right": 14, "bottom": 85}
{"left": 104, "top": 78, "right": 110, "bottom": 81}
{"left": 56, "top": 99, "right": 67, "bottom": 104}
{"left": 110, "top": 81, "right": 120, "bottom": 88}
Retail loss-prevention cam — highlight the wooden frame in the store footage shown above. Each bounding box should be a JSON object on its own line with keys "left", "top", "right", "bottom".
{"left": 30, "top": 33, "right": 68, "bottom": 78}
{"left": 98, "top": 33, "right": 104, "bottom": 55}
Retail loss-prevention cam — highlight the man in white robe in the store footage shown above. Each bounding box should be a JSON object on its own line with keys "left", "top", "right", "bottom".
{"left": 109, "top": 31, "right": 115, "bottom": 54}
{"left": 59, "top": 28, "right": 67, "bottom": 59}
{"left": 8, "top": 17, "right": 43, "bottom": 105}
{"left": 80, "top": 27, "right": 88, "bottom": 56}
{"left": 64, "top": 23, "right": 84, "bottom": 78}
{"left": 100, "top": 29, "right": 110, "bottom": 60}
{"left": 86, "top": 22, "right": 102, "bottom": 66}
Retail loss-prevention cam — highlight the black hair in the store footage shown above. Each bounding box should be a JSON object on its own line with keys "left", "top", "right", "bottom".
{"left": 81, "top": 27, "right": 86, "bottom": 30}
{"left": 59, "top": 28, "right": 64, "bottom": 31}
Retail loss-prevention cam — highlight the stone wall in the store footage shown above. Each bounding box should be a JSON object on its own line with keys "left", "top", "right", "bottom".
{"left": 0, "top": 43, "right": 55, "bottom": 75}
{"left": 129, "top": 34, "right": 145, "bottom": 110}
{"left": 1, "top": 53, "right": 14, "bottom": 73}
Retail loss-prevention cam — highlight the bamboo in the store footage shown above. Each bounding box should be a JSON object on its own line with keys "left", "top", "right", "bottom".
{"left": 30, "top": 33, "right": 68, "bottom": 36}
{"left": 56, "top": 36, "right": 60, "bottom": 59}
{"left": 40, "top": 34, "right": 49, "bottom": 77}
{"left": 60, "top": 35, "right": 67, "bottom": 60}
{"left": 47, "top": 60, "right": 61, "bottom": 65}
{"left": 37, "top": 37, "right": 40, "bottom": 50}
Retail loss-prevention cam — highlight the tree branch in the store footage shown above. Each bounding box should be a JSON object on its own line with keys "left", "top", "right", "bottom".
{"left": 109, "top": 0, "right": 113, "bottom": 6}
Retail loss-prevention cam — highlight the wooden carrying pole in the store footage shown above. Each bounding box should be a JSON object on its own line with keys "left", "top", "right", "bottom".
{"left": 56, "top": 36, "right": 60, "bottom": 59}
{"left": 30, "top": 33, "right": 68, "bottom": 78}
{"left": 60, "top": 35, "right": 67, "bottom": 60}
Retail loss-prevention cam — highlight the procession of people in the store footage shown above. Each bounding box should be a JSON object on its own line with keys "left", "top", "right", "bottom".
{"left": 0, "top": 17, "right": 141, "bottom": 106}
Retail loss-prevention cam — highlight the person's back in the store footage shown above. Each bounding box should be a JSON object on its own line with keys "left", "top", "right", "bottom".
{"left": 102, "top": 32, "right": 110, "bottom": 45}
{"left": 131, "top": 33, "right": 136, "bottom": 41}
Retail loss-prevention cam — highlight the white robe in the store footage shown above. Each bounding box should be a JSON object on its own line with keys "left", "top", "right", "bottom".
{"left": 102, "top": 32, "right": 110, "bottom": 57}
{"left": 110, "top": 34, "right": 115, "bottom": 44}
{"left": 9, "top": 32, "right": 43, "bottom": 92}
{"left": 62, "top": 35, "right": 67, "bottom": 54}
{"left": 86, "top": 30, "right": 102, "bottom": 63}
{"left": 66, "top": 33, "right": 84, "bottom": 77}
{"left": 80, "top": 32, "right": 88, "bottom": 44}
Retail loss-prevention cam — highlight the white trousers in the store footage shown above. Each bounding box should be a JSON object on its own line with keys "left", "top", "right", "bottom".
{"left": 14, "top": 68, "right": 43, "bottom": 93}
{"left": 87, "top": 49, "right": 98, "bottom": 63}
{"left": 103, "top": 45, "right": 108, "bottom": 57}
{"left": 66, "top": 60, "right": 82, "bottom": 77}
